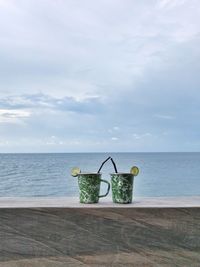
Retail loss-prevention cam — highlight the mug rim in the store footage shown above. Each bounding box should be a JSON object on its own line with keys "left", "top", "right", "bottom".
{"left": 110, "top": 172, "right": 133, "bottom": 175}
{"left": 78, "top": 172, "right": 102, "bottom": 175}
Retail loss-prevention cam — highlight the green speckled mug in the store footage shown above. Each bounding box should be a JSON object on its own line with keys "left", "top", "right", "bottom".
{"left": 111, "top": 173, "right": 134, "bottom": 204}
{"left": 78, "top": 173, "right": 110, "bottom": 204}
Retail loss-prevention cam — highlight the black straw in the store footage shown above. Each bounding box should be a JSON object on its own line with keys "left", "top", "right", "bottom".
{"left": 97, "top": 156, "right": 118, "bottom": 173}
{"left": 110, "top": 157, "right": 118, "bottom": 173}
{"left": 97, "top": 157, "right": 111, "bottom": 173}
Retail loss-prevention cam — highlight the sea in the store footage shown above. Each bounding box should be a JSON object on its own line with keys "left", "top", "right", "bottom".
{"left": 0, "top": 152, "right": 200, "bottom": 197}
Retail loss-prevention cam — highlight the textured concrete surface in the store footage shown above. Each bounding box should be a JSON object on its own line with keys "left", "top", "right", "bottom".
{"left": 0, "top": 207, "right": 200, "bottom": 266}
{"left": 0, "top": 196, "right": 200, "bottom": 208}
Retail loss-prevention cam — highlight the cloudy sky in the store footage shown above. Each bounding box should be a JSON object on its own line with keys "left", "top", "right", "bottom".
{"left": 0, "top": 0, "right": 200, "bottom": 152}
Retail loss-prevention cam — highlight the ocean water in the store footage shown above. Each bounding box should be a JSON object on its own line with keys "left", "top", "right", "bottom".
{"left": 0, "top": 152, "right": 200, "bottom": 197}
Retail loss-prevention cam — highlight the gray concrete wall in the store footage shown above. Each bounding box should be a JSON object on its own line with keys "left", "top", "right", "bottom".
{"left": 0, "top": 204, "right": 200, "bottom": 266}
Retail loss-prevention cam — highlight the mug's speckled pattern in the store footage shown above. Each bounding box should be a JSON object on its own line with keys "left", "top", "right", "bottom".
{"left": 78, "top": 173, "right": 110, "bottom": 203}
{"left": 111, "top": 173, "right": 134, "bottom": 203}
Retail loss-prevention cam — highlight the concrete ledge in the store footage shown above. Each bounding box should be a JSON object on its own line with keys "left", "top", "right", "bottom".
{"left": 0, "top": 198, "right": 200, "bottom": 266}
{"left": 0, "top": 196, "right": 200, "bottom": 208}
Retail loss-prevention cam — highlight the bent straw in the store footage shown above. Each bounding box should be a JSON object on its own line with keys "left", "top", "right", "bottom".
{"left": 97, "top": 157, "right": 118, "bottom": 173}
{"left": 97, "top": 157, "right": 111, "bottom": 173}
{"left": 110, "top": 157, "right": 118, "bottom": 173}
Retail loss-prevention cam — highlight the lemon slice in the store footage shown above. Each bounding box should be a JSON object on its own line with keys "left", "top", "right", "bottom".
{"left": 71, "top": 167, "right": 81, "bottom": 177}
{"left": 130, "top": 166, "right": 139, "bottom": 176}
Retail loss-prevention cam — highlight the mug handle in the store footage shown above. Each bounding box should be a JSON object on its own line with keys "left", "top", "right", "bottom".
{"left": 99, "top": 179, "right": 110, "bottom": 198}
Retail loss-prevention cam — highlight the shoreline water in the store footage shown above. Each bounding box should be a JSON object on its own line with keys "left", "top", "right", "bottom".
{"left": 0, "top": 152, "right": 200, "bottom": 198}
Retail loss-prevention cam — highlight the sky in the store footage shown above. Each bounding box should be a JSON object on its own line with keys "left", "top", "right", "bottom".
{"left": 0, "top": 0, "right": 200, "bottom": 152}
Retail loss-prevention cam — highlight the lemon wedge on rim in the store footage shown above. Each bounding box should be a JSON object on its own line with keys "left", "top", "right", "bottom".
{"left": 71, "top": 167, "right": 81, "bottom": 177}
{"left": 130, "top": 166, "right": 139, "bottom": 176}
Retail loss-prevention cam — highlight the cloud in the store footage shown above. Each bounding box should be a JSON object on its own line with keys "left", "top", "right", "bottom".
{"left": 0, "top": 109, "right": 30, "bottom": 118}
{"left": 153, "top": 114, "right": 175, "bottom": 120}
{"left": 0, "top": 93, "right": 103, "bottom": 114}
{"left": 111, "top": 137, "right": 119, "bottom": 141}
{"left": 0, "top": 0, "right": 199, "bottom": 98}
{"left": 157, "top": 0, "right": 187, "bottom": 9}
{"left": 0, "top": 108, "right": 30, "bottom": 123}
{"left": 0, "top": 0, "right": 200, "bottom": 151}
